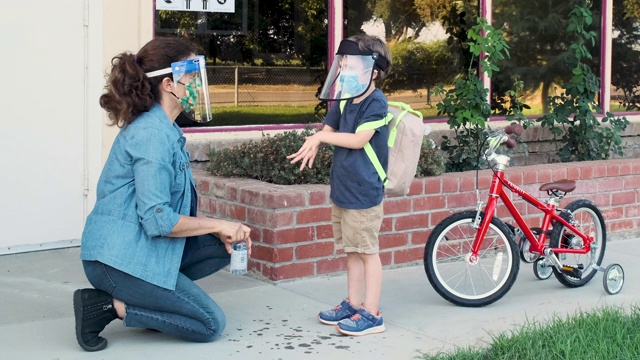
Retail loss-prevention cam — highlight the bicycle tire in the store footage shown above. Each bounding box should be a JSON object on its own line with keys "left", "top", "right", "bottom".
{"left": 549, "top": 200, "right": 606, "bottom": 287}
{"left": 424, "top": 211, "right": 520, "bottom": 307}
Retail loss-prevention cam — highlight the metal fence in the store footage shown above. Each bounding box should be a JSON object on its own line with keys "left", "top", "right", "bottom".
{"left": 206, "top": 65, "right": 444, "bottom": 109}
{"left": 208, "top": 66, "right": 325, "bottom": 106}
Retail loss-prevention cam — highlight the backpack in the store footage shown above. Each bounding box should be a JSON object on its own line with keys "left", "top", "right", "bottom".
{"left": 339, "top": 100, "right": 428, "bottom": 197}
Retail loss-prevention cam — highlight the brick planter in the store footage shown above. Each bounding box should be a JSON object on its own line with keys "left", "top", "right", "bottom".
{"left": 194, "top": 159, "right": 640, "bottom": 282}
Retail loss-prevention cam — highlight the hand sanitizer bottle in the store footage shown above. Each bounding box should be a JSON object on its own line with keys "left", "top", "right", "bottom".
{"left": 229, "top": 241, "right": 248, "bottom": 275}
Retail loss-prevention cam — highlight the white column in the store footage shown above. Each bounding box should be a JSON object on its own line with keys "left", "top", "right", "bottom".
{"left": 600, "top": 0, "right": 613, "bottom": 113}
{"left": 328, "top": 0, "right": 343, "bottom": 69}
{"left": 482, "top": 0, "right": 492, "bottom": 105}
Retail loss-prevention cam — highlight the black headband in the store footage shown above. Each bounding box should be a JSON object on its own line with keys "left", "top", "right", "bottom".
{"left": 336, "top": 39, "right": 389, "bottom": 72}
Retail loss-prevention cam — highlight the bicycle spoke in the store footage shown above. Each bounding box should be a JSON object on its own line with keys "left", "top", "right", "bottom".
{"left": 550, "top": 200, "right": 606, "bottom": 287}
{"left": 426, "top": 211, "right": 519, "bottom": 306}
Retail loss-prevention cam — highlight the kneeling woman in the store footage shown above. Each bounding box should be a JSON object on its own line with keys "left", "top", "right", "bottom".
{"left": 74, "top": 37, "right": 252, "bottom": 352}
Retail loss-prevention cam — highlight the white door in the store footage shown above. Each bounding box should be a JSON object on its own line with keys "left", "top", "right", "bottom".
{"left": 0, "top": 0, "right": 93, "bottom": 253}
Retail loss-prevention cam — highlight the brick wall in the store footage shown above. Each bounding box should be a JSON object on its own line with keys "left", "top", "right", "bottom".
{"left": 194, "top": 158, "right": 640, "bottom": 282}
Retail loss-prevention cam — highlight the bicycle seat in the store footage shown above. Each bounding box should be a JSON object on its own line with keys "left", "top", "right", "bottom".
{"left": 539, "top": 179, "right": 576, "bottom": 193}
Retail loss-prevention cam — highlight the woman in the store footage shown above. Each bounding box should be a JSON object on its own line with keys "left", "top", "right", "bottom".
{"left": 73, "top": 37, "right": 252, "bottom": 352}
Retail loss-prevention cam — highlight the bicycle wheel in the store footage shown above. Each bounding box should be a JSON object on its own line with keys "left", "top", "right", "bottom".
{"left": 549, "top": 200, "right": 606, "bottom": 287}
{"left": 424, "top": 211, "right": 520, "bottom": 307}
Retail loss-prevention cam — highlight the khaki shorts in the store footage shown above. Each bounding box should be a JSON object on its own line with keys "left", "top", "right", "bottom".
{"left": 332, "top": 203, "right": 384, "bottom": 254}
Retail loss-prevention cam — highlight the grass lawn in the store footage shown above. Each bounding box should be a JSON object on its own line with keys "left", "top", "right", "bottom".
{"left": 194, "top": 105, "right": 321, "bottom": 127}
{"left": 194, "top": 104, "right": 443, "bottom": 127}
{"left": 189, "top": 100, "right": 622, "bottom": 128}
{"left": 421, "top": 306, "right": 640, "bottom": 360}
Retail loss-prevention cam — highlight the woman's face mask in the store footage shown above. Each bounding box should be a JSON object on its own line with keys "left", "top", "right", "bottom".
{"left": 179, "top": 77, "right": 201, "bottom": 113}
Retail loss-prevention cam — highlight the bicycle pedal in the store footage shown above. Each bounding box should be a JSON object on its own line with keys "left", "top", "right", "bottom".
{"left": 561, "top": 265, "right": 582, "bottom": 278}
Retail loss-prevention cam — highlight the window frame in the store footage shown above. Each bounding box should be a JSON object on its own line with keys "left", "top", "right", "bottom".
{"left": 167, "top": 0, "right": 638, "bottom": 134}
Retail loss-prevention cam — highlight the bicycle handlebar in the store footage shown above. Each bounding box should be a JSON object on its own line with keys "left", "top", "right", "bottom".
{"left": 484, "top": 124, "right": 524, "bottom": 159}
{"left": 505, "top": 124, "right": 524, "bottom": 136}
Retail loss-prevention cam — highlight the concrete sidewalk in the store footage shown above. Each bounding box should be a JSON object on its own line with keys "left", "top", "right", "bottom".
{"left": 1, "top": 239, "right": 639, "bottom": 360}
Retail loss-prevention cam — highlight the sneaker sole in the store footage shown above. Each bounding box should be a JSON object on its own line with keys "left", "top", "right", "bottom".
{"left": 73, "top": 290, "right": 108, "bottom": 352}
{"left": 335, "top": 324, "right": 386, "bottom": 336}
{"left": 317, "top": 315, "right": 340, "bottom": 326}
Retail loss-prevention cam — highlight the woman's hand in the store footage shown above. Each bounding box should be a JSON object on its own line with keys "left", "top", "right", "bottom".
{"left": 215, "top": 220, "right": 252, "bottom": 255}
{"left": 287, "top": 134, "right": 322, "bottom": 171}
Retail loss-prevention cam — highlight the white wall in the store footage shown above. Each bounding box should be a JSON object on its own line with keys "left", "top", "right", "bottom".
{"left": 0, "top": 0, "right": 153, "bottom": 253}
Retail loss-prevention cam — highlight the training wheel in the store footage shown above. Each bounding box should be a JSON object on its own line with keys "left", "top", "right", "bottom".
{"left": 519, "top": 237, "right": 540, "bottom": 263}
{"left": 603, "top": 263, "right": 624, "bottom": 295}
{"left": 533, "top": 258, "right": 553, "bottom": 280}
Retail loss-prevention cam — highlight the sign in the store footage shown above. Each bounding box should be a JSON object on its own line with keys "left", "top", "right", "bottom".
{"left": 156, "top": 0, "right": 235, "bottom": 14}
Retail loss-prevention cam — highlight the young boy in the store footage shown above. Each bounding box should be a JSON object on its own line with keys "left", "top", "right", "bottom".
{"left": 287, "top": 34, "right": 392, "bottom": 336}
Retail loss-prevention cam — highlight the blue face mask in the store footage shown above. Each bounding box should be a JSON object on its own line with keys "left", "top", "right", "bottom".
{"left": 339, "top": 71, "right": 369, "bottom": 97}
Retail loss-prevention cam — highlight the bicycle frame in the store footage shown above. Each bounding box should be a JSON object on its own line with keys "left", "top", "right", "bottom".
{"left": 423, "top": 128, "right": 624, "bottom": 306}
{"left": 469, "top": 167, "right": 594, "bottom": 263}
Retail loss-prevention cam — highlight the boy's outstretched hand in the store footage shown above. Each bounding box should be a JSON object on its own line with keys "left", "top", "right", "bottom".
{"left": 287, "top": 134, "right": 322, "bottom": 171}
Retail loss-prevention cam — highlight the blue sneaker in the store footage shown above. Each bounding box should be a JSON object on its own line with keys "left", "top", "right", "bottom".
{"left": 336, "top": 307, "right": 385, "bottom": 336}
{"left": 317, "top": 299, "right": 358, "bottom": 325}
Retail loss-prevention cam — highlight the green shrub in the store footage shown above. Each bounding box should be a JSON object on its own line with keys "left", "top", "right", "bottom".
{"left": 416, "top": 138, "right": 446, "bottom": 177}
{"left": 434, "top": 17, "right": 511, "bottom": 173}
{"left": 208, "top": 128, "right": 446, "bottom": 185}
{"left": 208, "top": 127, "right": 333, "bottom": 185}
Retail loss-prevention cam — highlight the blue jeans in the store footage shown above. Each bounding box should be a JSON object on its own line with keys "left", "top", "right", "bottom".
{"left": 82, "top": 234, "right": 231, "bottom": 342}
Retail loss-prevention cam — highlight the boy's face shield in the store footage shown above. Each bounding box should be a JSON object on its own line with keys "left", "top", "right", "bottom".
{"left": 171, "top": 55, "right": 212, "bottom": 122}
{"left": 318, "top": 55, "right": 375, "bottom": 101}
{"left": 318, "top": 39, "right": 389, "bottom": 101}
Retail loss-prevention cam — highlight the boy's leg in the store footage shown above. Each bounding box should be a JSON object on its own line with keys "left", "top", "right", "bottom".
{"left": 359, "top": 252, "right": 382, "bottom": 313}
{"left": 346, "top": 252, "right": 365, "bottom": 307}
{"left": 336, "top": 203, "right": 385, "bottom": 336}
{"left": 341, "top": 202, "right": 384, "bottom": 312}
{"left": 317, "top": 205, "right": 360, "bottom": 325}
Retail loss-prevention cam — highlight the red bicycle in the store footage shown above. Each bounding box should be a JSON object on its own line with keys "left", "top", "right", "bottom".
{"left": 424, "top": 125, "right": 625, "bottom": 307}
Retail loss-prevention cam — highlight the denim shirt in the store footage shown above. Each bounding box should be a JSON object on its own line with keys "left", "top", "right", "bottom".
{"left": 81, "top": 103, "right": 194, "bottom": 290}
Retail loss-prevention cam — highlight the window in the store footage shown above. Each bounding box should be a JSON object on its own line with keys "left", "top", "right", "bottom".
{"left": 491, "top": 0, "right": 602, "bottom": 116}
{"left": 343, "top": 0, "right": 479, "bottom": 119}
{"left": 611, "top": 0, "right": 640, "bottom": 112}
{"left": 155, "top": 0, "right": 328, "bottom": 127}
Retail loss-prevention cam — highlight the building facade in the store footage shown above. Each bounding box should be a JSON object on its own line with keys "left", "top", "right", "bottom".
{"left": 1, "top": 0, "right": 638, "bottom": 252}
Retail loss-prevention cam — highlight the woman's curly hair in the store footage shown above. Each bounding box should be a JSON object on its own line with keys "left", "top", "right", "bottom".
{"left": 99, "top": 37, "right": 197, "bottom": 127}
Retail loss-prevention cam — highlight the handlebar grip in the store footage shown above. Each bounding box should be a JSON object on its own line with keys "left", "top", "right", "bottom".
{"left": 505, "top": 138, "right": 516, "bottom": 149}
{"left": 512, "top": 124, "right": 524, "bottom": 136}
{"left": 504, "top": 124, "right": 524, "bottom": 136}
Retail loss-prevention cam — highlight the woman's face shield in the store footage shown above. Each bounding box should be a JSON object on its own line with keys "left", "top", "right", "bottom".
{"left": 145, "top": 55, "right": 212, "bottom": 123}
{"left": 318, "top": 39, "right": 389, "bottom": 101}
{"left": 171, "top": 55, "right": 212, "bottom": 122}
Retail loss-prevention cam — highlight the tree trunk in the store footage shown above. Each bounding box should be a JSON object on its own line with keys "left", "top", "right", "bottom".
{"left": 541, "top": 80, "right": 552, "bottom": 114}
{"left": 383, "top": 19, "right": 392, "bottom": 42}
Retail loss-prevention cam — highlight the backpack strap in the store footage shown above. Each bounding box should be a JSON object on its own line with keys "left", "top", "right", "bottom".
{"left": 387, "top": 101, "right": 423, "bottom": 147}
{"left": 339, "top": 99, "right": 394, "bottom": 187}
{"left": 356, "top": 113, "right": 394, "bottom": 187}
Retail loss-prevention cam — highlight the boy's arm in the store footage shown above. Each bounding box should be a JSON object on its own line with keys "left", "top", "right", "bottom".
{"left": 313, "top": 128, "right": 375, "bottom": 149}
{"left": 287, "top": 124, "right": 375, "bottom": 170}
{"left": 287, "top": 124, "right": 335, "bottom": 170}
